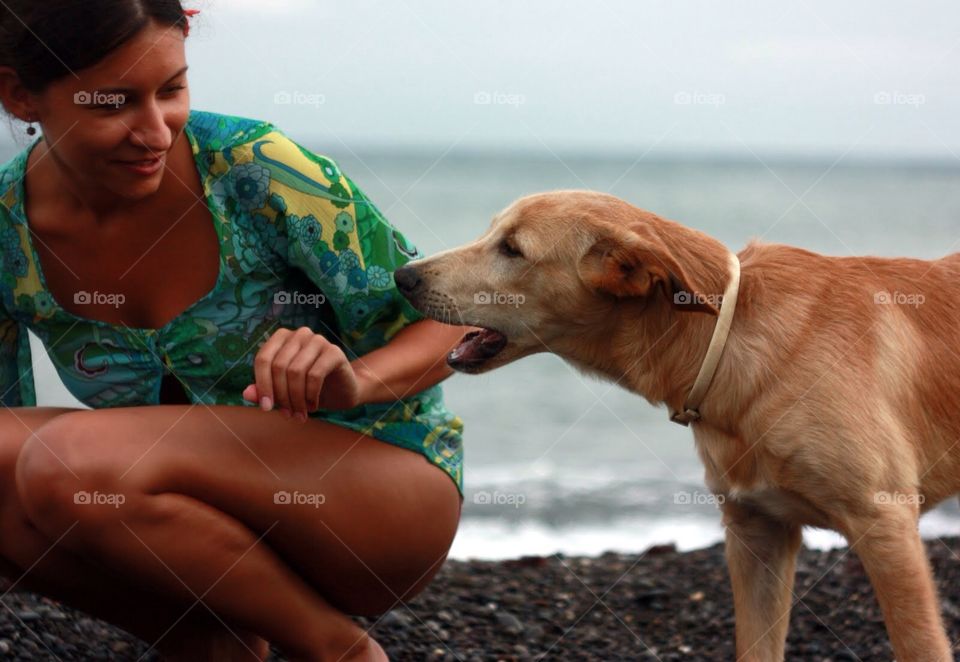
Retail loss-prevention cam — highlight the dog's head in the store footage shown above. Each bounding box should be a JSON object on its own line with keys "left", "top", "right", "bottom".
{"left": 395, "top": 190, "right": 721, "bottom": 374}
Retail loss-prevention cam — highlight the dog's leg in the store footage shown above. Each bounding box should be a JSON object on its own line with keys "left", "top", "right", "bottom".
{"left": 842, "top": 508, "right": 952, "bottom": 662}
{"left": 721, "top": 500, "right": 802, "bottom": 661}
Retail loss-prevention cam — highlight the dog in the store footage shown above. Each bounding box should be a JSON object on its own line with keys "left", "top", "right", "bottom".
{"left": 393, "top": 190, "right": 960, "bottom": 661}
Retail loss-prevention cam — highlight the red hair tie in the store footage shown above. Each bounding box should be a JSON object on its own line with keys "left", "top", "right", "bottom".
{"left": 183, "top": 9, "right": 200, "bottom": 37}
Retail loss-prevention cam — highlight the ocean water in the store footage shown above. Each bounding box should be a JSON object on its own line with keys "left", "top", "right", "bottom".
{"left": 10, "top": 143, "right": 960, "bottom": 559}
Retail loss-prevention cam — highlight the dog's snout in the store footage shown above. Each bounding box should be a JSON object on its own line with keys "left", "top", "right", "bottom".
{"left": 394, "top": 265, "right": 422, "bottom": 296}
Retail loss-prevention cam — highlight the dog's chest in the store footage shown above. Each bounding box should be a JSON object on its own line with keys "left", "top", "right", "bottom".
{"left": 728, "top": 486, "right": 832, "bottom": 527}
{"left": 692, "top": 426, "right": 832, "bottom": 527}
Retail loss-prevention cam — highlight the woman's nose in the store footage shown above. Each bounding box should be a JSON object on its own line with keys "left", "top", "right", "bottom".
{"left": 128, "top": 103, "right": 173, "bottom": 152}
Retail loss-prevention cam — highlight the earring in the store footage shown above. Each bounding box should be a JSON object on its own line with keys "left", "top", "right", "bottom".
{"left": 26, "top": 117, "right": 38, "bottom": 136}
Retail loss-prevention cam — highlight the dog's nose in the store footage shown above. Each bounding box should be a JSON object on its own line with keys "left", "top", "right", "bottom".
{"left": 393, "top": 266, "right": 422, "bottom": 296}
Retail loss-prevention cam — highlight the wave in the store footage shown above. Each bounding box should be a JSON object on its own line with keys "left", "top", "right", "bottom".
{"left": 453, "top": 491, "right": 960, "bottom": 561}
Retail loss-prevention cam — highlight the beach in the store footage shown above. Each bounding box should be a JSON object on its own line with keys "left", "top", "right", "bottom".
{"left": 3, "top": 535, "right": 960, "bottom": 660}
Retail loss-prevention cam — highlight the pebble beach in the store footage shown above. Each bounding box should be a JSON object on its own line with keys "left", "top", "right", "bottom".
{"left": 3, "top": 536, "right": 960, "bottom": 660}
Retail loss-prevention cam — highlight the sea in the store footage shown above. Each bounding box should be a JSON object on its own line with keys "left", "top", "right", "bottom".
{"left": 7, "top": 141, "right": 960, "bottom": 561}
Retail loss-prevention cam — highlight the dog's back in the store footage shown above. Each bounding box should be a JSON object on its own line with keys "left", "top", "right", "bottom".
{"left": 727, "top": 242, "right": 960, "bottom": 507}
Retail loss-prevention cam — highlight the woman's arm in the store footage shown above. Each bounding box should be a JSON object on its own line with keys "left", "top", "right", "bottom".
{"left": 352, "top": 319, "right": 470, "bottom": 404}
{"left": 243, "top": 319, "right": 473, "bottom": 418}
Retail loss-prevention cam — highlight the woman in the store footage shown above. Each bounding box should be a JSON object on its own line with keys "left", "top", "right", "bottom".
{"left": 0, "top": 1, "right": 468, "bottom": 660}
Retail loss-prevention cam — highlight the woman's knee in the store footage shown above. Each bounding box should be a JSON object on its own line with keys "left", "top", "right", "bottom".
{"left": 15, "top": 411, "right": 137, "bottom": 534}
{"left": 2, "top": 409, "right": 79, "bottom": 540}
{"left": 1, "top": 406, "right": 78, "bottom": 485}
{"left": 326, "top": 493, "right": 460, "bottom": 615}
{"left": 331, "top": 542, "right": 452, "bottom": 617}
{"left": 0, "top": 426, "right": 22, "bottom": 490}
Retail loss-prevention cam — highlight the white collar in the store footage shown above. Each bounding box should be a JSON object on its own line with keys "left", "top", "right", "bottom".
{"left": 669, "top": 252, "right": 741, "bottom": 426}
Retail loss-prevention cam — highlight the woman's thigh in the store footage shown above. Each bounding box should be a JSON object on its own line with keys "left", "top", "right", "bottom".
{"left": 15, "top": 404, "right": 462, "bottom": 612}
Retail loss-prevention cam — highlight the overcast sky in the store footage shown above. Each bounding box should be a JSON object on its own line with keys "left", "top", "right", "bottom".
{"left": 176, "top": 0, "right": 960, "bottom": 159}
{"left": 0, "top": 0, "right": 952, "bottom": 161}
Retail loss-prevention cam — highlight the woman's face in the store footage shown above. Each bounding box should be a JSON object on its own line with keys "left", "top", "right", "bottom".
{"left": 31, "top": 20, "right": 191, "bottom": 203}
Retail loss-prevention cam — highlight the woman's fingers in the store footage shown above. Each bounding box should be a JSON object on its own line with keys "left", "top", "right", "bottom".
{"left": 253, "top": 327, "right": 295, "bottom": 413}
{"left": 287, "top": 335, "right": 331, "bottom": 416}
{"left": 253, "top": 335, "right": 279, "bottom": 411}
{"left": 306, "top": 345, "right": 351, "bottom": 411}
{"left": 269, "top": 327, "right": 315, "bottom": 416}
{"left": 251, "top": 327, "right": 352, "bottom": 420}
{"left": 304, "top": 346, "right": 334, "bottom": 413}
{"left": 242, "top": 383, "right": 258, "bottom": 403}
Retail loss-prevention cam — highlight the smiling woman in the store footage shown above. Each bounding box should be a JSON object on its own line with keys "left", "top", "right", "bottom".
{"left": 0, "top": 1, "right": 470, "bottom": 661}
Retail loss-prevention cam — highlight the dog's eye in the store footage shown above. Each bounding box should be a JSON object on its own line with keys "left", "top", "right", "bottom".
{"left": 499, "top": 239, "right": 524, "bottom": 259}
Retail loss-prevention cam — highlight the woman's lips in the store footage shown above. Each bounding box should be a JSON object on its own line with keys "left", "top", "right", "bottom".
{"left": 114, "top": 155, "right": 165, "bottom": 176}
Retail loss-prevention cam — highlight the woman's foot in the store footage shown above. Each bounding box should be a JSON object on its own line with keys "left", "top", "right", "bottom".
{"left": 348, "top": 636, "right": 388, "bottom": 661}
{"left": 367, "top": 637, "right": 389, "bottom": 661}
{"left": 287, "top": 632, "right": 388, "bottom": 662}
{"left": 158, "top": 627, "right": 270, "bottom": 661}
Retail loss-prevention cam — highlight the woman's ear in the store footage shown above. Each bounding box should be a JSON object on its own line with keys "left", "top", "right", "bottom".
{"left": 577, "top": 229, "right": 719, "bottom": 315}
{"left": 0, "top": 66, "right": 37, "bottom": 123}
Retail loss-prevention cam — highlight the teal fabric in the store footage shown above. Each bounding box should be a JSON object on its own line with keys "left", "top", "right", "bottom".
{"left": 0, "top": 109, "right": 464, "bottom": 494}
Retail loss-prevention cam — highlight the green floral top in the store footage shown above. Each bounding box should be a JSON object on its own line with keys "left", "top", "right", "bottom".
{"left": 0, "top": 109, "right": 464, "bottom": 494}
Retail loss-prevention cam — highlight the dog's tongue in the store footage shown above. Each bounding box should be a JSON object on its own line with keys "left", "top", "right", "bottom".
{"left": 449, "top": 329, "right": 508, "bottom": 367}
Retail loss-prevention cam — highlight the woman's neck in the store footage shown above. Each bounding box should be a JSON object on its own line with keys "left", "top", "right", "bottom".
{"left": 25, "top": 131, "right": 192, "bottom": 228}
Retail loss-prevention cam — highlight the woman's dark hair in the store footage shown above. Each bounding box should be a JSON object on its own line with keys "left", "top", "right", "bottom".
{"left": 0, "top": 0, "right": 190, "bottom": 94}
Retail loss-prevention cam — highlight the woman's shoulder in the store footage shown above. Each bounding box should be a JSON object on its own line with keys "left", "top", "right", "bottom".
{"left": 0, "top": 140, "right": 31, "bottom": 218}
{"left": 186, "top": 108, "right": 279, "bottom": 153}
{"left": 187, "top": 109, "right": 345, "bottom": 188}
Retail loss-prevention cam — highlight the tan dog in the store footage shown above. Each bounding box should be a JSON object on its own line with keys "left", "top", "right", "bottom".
{"left": 393, "top": 190, "right": 960, "bottom": 661}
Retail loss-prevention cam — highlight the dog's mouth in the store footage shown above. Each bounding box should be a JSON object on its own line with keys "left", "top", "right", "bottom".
{"left": 448, "top": 327, "right": 508, "bottom": 372}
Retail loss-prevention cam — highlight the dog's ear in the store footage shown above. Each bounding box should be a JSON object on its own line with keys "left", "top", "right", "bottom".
{"left": 577, "top": 230, "right": 719, "bottom": 315}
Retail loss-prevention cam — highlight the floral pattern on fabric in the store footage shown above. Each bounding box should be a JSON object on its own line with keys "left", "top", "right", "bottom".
{"left": 0, "top": 110, "right": 464, "bottom": 493}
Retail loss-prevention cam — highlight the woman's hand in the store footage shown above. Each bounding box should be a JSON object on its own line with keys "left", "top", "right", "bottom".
{"left": 242, "top": 327, "right": 361, "bottom": 422}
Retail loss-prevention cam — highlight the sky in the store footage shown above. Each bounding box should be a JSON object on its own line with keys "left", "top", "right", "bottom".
{"left": 173, "top": 0, "right": 960, "bottom": 160}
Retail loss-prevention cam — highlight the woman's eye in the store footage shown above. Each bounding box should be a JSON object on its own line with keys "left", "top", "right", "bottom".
{"left": 83, "top": 92, "right": 127, "bottom": 111}
{"left": 164, "top": 85, "right": 187, "bottom": 95}
{"left": 499, "top": 240, "right": 523, "bottom": 258}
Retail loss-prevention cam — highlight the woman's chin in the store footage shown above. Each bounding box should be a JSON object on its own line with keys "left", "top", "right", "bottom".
{"left": 110, "top": 174, "right": 165, "bottom": 200}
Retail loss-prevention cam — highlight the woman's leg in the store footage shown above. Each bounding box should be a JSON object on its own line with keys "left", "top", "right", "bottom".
{"left": 14, "top": 405, "right": 461, "bottom": 662}
{"left": 0, "top": 407, "right": 269, "bottom": 661}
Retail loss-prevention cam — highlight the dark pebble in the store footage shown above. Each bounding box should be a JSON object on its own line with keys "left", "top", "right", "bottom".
{"left": 6, "top": 537, "right": 960, "bottom": 659}
{"left": 494, "top": 611, "right": 524, "bottom": 635}
{"left": 378, "top": 609, "right": 414, "bottom": 629}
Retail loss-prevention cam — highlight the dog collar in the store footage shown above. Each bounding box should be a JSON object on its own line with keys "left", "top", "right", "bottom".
{"left": 669, "top": 252, "right": 741, "bottom": 426}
